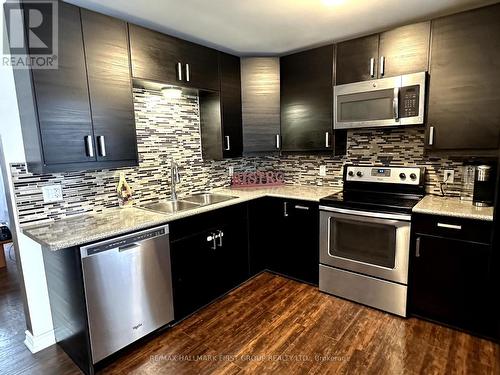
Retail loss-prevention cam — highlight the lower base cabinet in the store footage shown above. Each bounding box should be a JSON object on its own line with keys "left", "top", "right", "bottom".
{"left": 410, "top": 214, "right": 496, "bottom": 339}
{"left": 249, "top": 198, "right": 319, "bottom": 284}
{"left": 169, "top": 205, "right": 249, "bottom": 320}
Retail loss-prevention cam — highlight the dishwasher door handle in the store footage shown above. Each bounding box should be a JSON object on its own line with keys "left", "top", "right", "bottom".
{"left": 119, "top": 243, "right": 141, "bottom": 252}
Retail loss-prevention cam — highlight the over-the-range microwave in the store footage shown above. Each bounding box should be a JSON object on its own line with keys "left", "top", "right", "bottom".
{"left": 334, "top": 71, "right": 426, "bottom": 130}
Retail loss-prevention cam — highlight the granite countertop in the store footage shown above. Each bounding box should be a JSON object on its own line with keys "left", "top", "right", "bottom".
{"left": 22, "top": 184, "right": 340, "bottom": 251}
{"left": 412, "top": 195, "right": 494, "bottom": 221}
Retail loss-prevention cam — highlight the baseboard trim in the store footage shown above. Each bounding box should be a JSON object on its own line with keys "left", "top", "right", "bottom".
{"left": 24, "top": 329, "right": 56, "bottom": 353}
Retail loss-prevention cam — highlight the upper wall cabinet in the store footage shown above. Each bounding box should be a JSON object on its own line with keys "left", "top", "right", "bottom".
{"left": 336, "top": 35, "right": 379, "bottom": 85}
{"left": 10, "top": 2, "right": 138, "bottom": 173}
{"left": 128, "top": 24, "right": 219, "bottom": 91}
{"left": 241, "top": 58, "right": 281, "bottom": 154}
{"left": 81, "top": 9, "right": 137, "bottom": 164}
{"left": 199, "top": 53, "right": 243, "bottom": 160}
{"left": 426, "top": 4, "right": 500, "bottom": 154}
{"left": 280, "top": 45, "right": 346, "bottom": 154}
{"left": 336, "top": 22, "right": 430, "bottom": 84}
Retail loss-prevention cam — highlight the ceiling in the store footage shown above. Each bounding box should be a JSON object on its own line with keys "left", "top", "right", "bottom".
{"left": 65, "top": 0, "right": 497, "bottom": 55}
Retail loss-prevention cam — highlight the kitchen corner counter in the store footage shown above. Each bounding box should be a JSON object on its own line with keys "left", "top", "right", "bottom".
{"left": 22, "top": 184, "right": 339, "bottom": 251}
{"left": 412, "top": 195, "right": 494, "bottom": 221}
{"left": 214, "top": 184, "right": 339, "bottom": 202}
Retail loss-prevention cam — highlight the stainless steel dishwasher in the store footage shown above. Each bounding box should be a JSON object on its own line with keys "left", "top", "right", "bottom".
{"left": 80, "top": 225, "right": 174, "bottom": 363}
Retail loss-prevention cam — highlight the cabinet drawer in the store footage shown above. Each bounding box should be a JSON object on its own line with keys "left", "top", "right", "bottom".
{"left": 412, "top": 213, "right": 493, "bottom": 244}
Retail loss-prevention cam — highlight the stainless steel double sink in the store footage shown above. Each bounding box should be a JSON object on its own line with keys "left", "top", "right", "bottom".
{"left": 141, "top": 193, "right": 237, "bottom": 215}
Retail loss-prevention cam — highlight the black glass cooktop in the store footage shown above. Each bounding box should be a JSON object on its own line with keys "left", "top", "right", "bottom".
{"left": 320, "top": 191, "right": 423, "bottom": 215}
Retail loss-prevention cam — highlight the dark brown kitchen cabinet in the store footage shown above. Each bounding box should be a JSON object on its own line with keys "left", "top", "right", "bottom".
{"left": 280, "top": 45, "right": 346, "bottom": 154}
{"left": 426, "top": 4, "right": 500, "bottom": 154}
{"left": 336, "top": 22, "right": 430, "bottom": 84}
{"left": 197, "top": 53, "right": 243, "bottom": 160}
{"left": 220, "top": 53, "right": 243, "bottom": 158}
{"left": 241, "top": 58, "right": 281, "bottom": 153}
{"left": 81, "top": 10, "right": 138, "bottom": 164}
{"left": 12, "top": 2, "right": 94, "bottom": 170}
{"left": 248, "top": 198, "right": 319, "bottom": 285}
{"left": 410, "top": 214, "right": 496, "bottom": 339}
{"left": 170, "top": 204, "right": 249, "bottom": 320}
{"left": 336, "top": 35, "right": 379, "bottom": 84}
{"left": 128, "top": 24, "right": 219, "bottom": 91}
{"left": 378, "top": 22, "right": 430, "bottom": 78}
{"left": 10, "top": 2, "right": 138, "bottom": 173}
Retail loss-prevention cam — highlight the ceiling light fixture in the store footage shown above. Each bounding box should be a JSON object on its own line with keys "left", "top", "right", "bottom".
{"left": 161, "top": 86, "right": 183, "bottom": 99}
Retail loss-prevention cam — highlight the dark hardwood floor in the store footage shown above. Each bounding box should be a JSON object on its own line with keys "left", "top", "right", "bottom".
{"left": 0, "top": 245, "right": 78, "bottom": 375}
{"left": 2, "top": 262, "right": 499, "bottom": 374}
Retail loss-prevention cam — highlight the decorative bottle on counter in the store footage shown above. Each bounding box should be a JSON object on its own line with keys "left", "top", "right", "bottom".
{"left": 117, "top": 172, "right": 133, "bottom": 207}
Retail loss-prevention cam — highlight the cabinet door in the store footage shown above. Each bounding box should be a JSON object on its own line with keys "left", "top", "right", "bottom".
{"left": 281, "top": 45, "right": 335, "bottom": 152}
{"left": 31, "top": 2, "right": 94, "bottom": 165}
{"left": 128, "top": 24, "right": 183, "bottom": 85}
{"left": 426, "top": 4, "right": 500, "bottom": 151}
{"left": 241, "top": 58, "right": 281, "bottom": 153}
{"left": 182, "top": 42, "right": 220, "bottom": 91}
{"left": 214, "top": 217, "right": 249, "bottom": 295}
{"left": 378, "top": 22, "right": 430, "bottom": 78}
{"left": 81, "top": 10, "right": 138, "bottom": 165}
{"left": 281, "top": 200, "right": 319, "bottom": 284}
{"left": 411, "top": 235, "right": 491, "bottom": 333}
{"left": 336, "top": 34, "right": 379, "bottom": 85}
{"left": 220, "top": 53, "right": 243, "bottom": 158}
{"left": 170, "top": 231, "right": 218, "bottom": 320}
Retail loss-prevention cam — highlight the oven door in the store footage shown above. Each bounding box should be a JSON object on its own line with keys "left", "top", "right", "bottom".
{"left": 319, "top": 207, "right": 411, "bottom": 284}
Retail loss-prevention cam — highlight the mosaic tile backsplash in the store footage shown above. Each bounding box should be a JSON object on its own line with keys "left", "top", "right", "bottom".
{"left": 11, "top": 88, "right": 465, "bottom": 225}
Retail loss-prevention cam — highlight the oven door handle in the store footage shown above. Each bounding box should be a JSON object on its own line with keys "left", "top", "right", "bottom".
{"left": 319, "top": 206, "right": 411, "bottom": 222}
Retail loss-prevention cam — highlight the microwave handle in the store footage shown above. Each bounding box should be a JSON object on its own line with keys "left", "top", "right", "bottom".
{"left": 393, "top": 87, "right": 400, "bottom": 121}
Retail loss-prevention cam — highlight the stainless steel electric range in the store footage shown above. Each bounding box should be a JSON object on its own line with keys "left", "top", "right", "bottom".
{"left": 319, "top": 165, "right": 426, "bottom": 317}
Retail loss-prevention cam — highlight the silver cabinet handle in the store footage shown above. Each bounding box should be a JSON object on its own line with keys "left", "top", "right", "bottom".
{"left": 217, "top": 230, "right": 223, "bottom": 247}
{"left": 415, "top": 237, "right": 421, "bottom": 258}
{"left": 393, "top": 87, "right": 400, "bottom": 121}
{"left": 380, "top": 55, "right": 385, "bottom": 76}
{"left": 276, "top": 134, "right": 281, "bottom": 149}
{"left": 369, "top": 57, "right": 375, "bottom": 78}
{"left": 85, "top": 135, "right": 94, "bottom": 158}
{"left": 185, "top": 63, "right": 190, "bottom": 82}
{"left": 325, "top": 132, "right": 330, "bottom": 148}
{"left": 295, "top": 205, "right": 309, "bottom": 211}
{"left": 177, "top": 62, "right": 183, "bottom": 81}
{"left": 437, "top": 223, "right": 462, "bottom": 230}
{"left": 428, "top": 126, "right": 435, "bottom": 146}
{"left": 284, "top": 202, "right": 288, "bottom": 217}
{"left": 224, "top": 136, "right": 230, "bottom": 151}
{"left": 207, "top": 233, "right": 217, "bottom": 250}
{"left": 97, "top": 136, "right": 106, "bottom": 157}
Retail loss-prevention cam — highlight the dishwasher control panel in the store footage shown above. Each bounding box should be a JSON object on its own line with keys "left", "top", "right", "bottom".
{"left": 81, "top": 226, "right": 168, "bottom": 257}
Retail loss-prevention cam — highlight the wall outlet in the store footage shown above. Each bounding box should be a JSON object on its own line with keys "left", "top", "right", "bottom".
{"left": 319, "top": 165, "right": 327, "bottom": 177}
{"left": 443, "top": 169, "right": 455, "bottom": 184}
{"left": 228, "top": 166, "right": 234, "bottom": 176}
{"left": 42, "top": 185, "right": 63, "bottom": 203}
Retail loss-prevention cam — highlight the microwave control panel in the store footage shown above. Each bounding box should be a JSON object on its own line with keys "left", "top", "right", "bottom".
{"left": 400, "top": 85, "right": 419, "bottom": 118}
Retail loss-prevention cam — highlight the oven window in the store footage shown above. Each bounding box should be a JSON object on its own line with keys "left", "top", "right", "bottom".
{"left": 337, "top": 89, "right": 394, "bottom": 122}
{"left": 330, "top": 218, "right": 396, "bottom": 268}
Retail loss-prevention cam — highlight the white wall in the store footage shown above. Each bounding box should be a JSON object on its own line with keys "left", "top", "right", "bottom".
{"left": 0, "top": 0, "right": 55, "bottom": 352}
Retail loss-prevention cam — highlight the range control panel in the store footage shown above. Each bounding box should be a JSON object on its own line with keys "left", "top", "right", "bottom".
{"left": 345, "top": 166, "right": 423, "bottom": 185}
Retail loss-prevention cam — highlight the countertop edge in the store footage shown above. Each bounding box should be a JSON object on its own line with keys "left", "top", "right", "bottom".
{"left": 22, "top": 188, "right": 334, "bottom": 251}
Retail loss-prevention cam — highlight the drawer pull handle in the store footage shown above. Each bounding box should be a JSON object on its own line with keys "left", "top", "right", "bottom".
{"left": 295, "top": 205, "right": 309, "bottom": 211}
{"left": 437, "top": 223, "right": 462, "bottom": 230}
{"left": 415, "top": 237, "right": 421, "bottom": 258}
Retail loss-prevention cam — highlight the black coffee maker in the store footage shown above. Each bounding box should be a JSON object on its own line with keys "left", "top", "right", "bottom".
{"left": 473, "top": 165, "right": 496, "bottom": 207}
